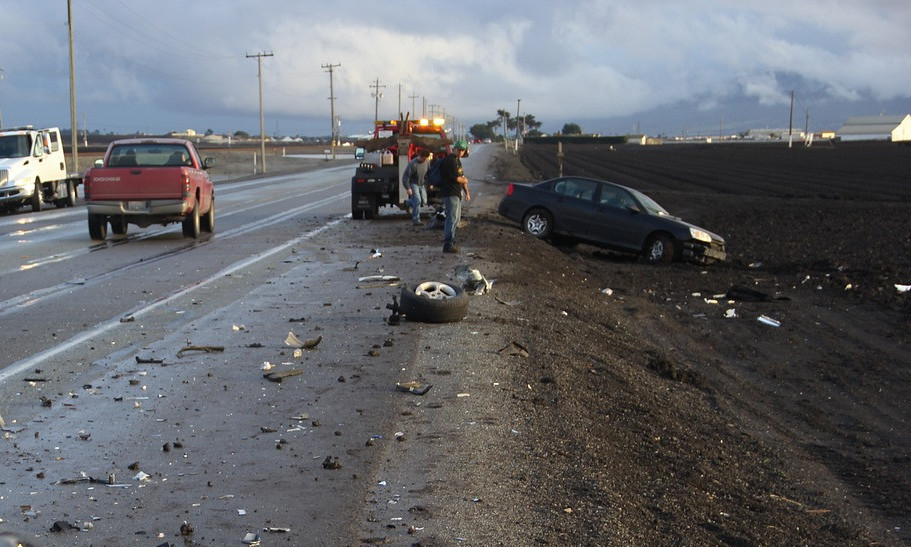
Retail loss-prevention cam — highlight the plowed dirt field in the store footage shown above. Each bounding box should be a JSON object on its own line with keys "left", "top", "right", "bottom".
{"left": 465, "top": 140, "right": 910, "bottom": 545}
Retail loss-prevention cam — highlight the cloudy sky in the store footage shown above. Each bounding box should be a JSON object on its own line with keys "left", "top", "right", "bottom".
{"left": 2, "top": 0, "right": 910, "bottom": 138}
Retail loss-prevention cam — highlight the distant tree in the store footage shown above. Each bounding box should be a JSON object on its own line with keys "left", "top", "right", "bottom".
{"left": 521, "top": 114, "right": 542, "bottom": 134}
{"left": 234, "top": 130, "right": 250, "bottom": 139}
{"left": 562, "top": 123, "right": 583, "bottom": 135}
{"left": 470, "top": 123, "right": 496, "bottom": 141}
{"left": 205, "top": 128, "right": 214, "bottom": 136}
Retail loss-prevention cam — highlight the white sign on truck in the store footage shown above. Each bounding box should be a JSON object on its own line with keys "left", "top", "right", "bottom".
{"left": 0, "top": 126, "right": 81, "bottom": 213}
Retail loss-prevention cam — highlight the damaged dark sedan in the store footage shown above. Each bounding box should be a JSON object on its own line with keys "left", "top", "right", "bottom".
{"left": 497, "top": 176, "right": 726, "bottom": 264}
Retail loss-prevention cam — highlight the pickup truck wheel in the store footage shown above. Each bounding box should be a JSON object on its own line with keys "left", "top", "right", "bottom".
{"left": 88, "top": 214, "right": 108, "bottom": 240}
{"left": 31, "top": 181, "right": 43, "bottom": 213}
{"left": 201, "top": 200, "right": 215, "bottom": 233}
{"left": 351, "top": 208, "right": 364, "bottom": 220}
{"left": 111, "top": 217, "right": 128, "bottom": 235}
{"left": 182, "top": 205, "right": 201, "bottom": 238}
{"left": 522, "top": 208, "right": 553, "bottom": 239}
{"left": 399, "top": 282, "right": 469, "bottom": 323}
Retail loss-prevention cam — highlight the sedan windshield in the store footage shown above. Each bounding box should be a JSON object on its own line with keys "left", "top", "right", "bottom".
{"left": 630, "top": 188, "right": 670, "bottom": 216}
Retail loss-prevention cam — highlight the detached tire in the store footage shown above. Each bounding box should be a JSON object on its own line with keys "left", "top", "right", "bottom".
{"left": 400, "top": 282, "right": 469, "bottom": 323}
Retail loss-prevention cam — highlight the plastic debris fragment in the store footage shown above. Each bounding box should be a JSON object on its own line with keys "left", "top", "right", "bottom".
{"left": 285, "top": 332, "right": 322, "bottom": 349}
{"left": 757, "top": 315, "right": 780, "bottom": 327}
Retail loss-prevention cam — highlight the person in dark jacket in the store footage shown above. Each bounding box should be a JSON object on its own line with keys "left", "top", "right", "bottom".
{"left": 402, "top": 149, "right": 431, "bottom": 225}
{"left": 440, "top": 140, "right": 470, "bottom": 253}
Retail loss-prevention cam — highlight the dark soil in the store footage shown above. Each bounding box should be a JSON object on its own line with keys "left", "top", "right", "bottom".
{"left": 458, "top": 141, "right": 910, "bottom": 546}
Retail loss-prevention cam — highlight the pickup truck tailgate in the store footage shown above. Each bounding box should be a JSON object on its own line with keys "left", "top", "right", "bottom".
{"left": 87, "top": 167, "right": 187, "bottom": 200}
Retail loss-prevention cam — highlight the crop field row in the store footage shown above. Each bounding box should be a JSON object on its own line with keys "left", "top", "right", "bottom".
{"left": 520, "top": 141, "right": 910, "bottom": 202}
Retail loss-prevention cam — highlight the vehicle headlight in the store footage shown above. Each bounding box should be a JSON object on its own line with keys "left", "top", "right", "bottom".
{"left": 0, "top": 170, "right": 8, "bottom": 186}
{"left": 689, "top": 227, "right": 712, "bottom": 243}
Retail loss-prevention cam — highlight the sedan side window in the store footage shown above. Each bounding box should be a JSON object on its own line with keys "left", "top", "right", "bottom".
{"left": 599, "top": 186, "right": 636, "bottom": 209}
{"left": 557, "top": 178, "right": 598, "bottom": 201}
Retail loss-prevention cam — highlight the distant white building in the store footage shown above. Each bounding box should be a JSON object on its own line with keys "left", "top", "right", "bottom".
{"left": 837, "top": 114, "right": 911, "bottom": 142}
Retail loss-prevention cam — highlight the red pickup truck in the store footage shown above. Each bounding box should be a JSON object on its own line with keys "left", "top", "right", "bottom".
{"left": 83, "top": 138, "right": 215, "bottom": 240}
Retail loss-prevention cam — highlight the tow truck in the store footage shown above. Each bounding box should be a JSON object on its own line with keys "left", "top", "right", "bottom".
{"left": 350, "top": 117, "right": 451, "bottom": 219}
{"left": 0, "top": 126, "right": 81, "bottom": 213}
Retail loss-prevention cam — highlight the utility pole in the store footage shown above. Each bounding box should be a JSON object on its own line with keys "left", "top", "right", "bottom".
{"left": 67, "top": 0, "right": 79, "bottom": 169}
{"left": 370, "top": 78, "right": 385, "bottom": 122}
{"left": 397, "top": 83, "right": 402, "bottom": 118}
{"left": 322, "top": 62, "right": 341, "bottom": 159}
{"left": 246, "top": 51, "right": 273, "bottom": 173}
{"left": 515, "top": 98, "right": 521, "bottom": 152}
{"left": 408, "top": 91, "right": 419, "bottom": 120}
{"left": 0, "top": 67, "right": 5, "bottom": 128}
{"left": 788, "top": 89, "right": 795, "bottom": 148}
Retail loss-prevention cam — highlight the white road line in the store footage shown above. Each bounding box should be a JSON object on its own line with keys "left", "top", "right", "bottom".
{"left": 0, "top": 215, "right": 349, "bottom": 384}
{"left": 0, "top": 191, "right": 350, "bottom": 316}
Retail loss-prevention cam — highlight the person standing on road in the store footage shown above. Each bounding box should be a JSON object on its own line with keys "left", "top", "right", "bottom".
{"left": 402, "top": 149, "right": 431, "bottom": 226}
{"left": 440, "top": 140, "right": 470, "bottom": 253}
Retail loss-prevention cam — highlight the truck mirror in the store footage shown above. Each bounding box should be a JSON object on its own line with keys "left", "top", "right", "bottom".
{"left": 203, "top": 157, "right": 216, "bottom": 169}
{"left": 354, "top": 147, "right": 365, "bottom": 160}
{"left": 94, "top": 158, "right": 103, "bottom": 168}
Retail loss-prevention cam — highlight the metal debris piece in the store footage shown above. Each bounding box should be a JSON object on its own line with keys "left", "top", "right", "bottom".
{"left": 322, "top": 455, "right": 342, "bottom": 469}
{"left": 263, "top": 369, "right": 302, "bottom": 383}
{"left": 396, "top": 381, "right": 433, "bottom": 396}
{"left": 498, "top": 341, "right": 530, "bottom": 358}
{"left": 176, "top": 345, "right": 224, "bottom": 358}
{"left": 135, "top": 356, "right": 164, "bottom": 364}
{"left": 120, "top": 315, "right": 135, "bottom": 323}
{"left": 242, "top": 532, "right": 261, "bottom": 545}
{"left": 284, "top": 332, "right": 322, "bottom": 349}
{"left": 49, "top": 520, "right": 79, "bottom": 533}
{"left": 53, "top": 472, "right": 110, "bottom": 486}
{"left": 455, "top": 265, "right": 493, "bottom": 295}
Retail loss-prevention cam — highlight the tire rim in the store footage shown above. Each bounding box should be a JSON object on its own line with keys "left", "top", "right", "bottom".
{"left": 649, "top": 240, "right": 665, "bottom": 261}
{"left": 415, "top": 281, "right": 457, "bottom": 300}
{"left": 526, "top": 214, "right": 547, "bottom": 235}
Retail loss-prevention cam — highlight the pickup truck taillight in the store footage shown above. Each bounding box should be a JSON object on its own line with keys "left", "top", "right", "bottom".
{"left": 505, "top": 183, "right": 515, "bottom": 196}
{"left": 181, "top": 172, "right": 190, "bottom": 198}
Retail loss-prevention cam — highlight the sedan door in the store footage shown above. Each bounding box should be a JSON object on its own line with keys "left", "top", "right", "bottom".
{"left": 547, "top": 178, "right": 602, "bottom": 237}
{"left": 587, "top": 184, "right": 652, "bottom": 251}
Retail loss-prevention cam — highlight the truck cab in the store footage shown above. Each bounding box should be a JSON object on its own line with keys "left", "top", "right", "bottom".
{"left": 350, "top": 117, "right": 451, "bottom": 219}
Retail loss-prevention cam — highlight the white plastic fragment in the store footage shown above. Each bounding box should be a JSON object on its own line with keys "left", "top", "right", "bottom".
{"left": 757, "top": 315, "right": 780, "bottom": 327}
{"left": 724, "top": 309, "right": 737, "bottom": 318}
{"left": 601, "top": 288, "right": 613, "bottom": 295}
{"left": 133, "top": 471, "right": 150, "bottom": 481}
{"left": 895, "top": 284, "right": 911, "bottom": 293}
